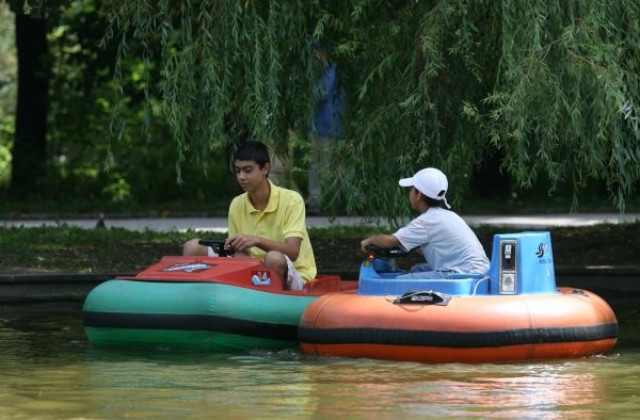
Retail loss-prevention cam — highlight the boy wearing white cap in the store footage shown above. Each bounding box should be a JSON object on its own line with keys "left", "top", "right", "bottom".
{"left": 360, "top": 168, "right": 490, "bottom": 276}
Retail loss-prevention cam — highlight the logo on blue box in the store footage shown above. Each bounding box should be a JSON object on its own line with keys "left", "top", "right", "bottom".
{"left": 536, "top": 242, "right": 547, "bottom": 258}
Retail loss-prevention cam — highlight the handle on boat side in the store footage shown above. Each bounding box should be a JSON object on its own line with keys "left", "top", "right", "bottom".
{"left": 393, "top": 290, "right": 451, "bottom": 306}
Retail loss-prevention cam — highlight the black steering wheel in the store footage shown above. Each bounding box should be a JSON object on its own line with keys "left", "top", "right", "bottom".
{"left": 364, "top": 245, "right": 411, "bottom": 259}
{"left": 198, "top": 239, "right": 233, "bottom": 257}
{"left": 364, "top": 245, "right": 411, "bottom": 272}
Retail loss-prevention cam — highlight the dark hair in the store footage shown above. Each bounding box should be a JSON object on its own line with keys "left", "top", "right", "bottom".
{"left": 414, "top": 187, "right": 449, "bottom": 209}
{"left": 233, "top": 141, "right": 271, "bottom": 168}
{"left": 424, "top": 196, "right": 449, "bottom": 209}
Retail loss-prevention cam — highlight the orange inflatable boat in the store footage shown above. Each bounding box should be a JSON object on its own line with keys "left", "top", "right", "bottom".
{"left": 299, "top": 232, "right": 618, "bottom": 363}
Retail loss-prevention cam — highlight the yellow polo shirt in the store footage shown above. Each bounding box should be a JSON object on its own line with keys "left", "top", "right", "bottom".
{"left": 228, "top": 180, "right": 317, "bottom": 282}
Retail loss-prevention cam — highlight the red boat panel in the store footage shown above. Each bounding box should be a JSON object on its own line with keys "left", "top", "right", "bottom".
{"left": 117, "top": 256, "right": 356, "bottom": 295}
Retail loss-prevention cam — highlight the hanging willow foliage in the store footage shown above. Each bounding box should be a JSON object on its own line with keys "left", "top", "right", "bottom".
{"left": 102, "top": 0, "right": 640, "bottom": 215}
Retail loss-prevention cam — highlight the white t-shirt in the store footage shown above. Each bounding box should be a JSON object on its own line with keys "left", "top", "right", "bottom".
{"left": 393, "top": 207, "right": 490, "bottom": 274}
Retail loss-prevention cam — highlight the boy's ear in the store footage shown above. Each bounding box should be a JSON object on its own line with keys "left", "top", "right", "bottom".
{"left": 262, "top": 161, "right": 271, "bottom": 174}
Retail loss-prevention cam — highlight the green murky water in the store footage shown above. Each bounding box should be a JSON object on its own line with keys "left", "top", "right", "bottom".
{"left": 1, "top": 298, "right": 638, "bottom": 419}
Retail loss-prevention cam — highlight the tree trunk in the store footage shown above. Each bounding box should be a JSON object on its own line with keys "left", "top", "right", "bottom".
{"left": 9, "top": 12, "right": 49, "bottom": 199}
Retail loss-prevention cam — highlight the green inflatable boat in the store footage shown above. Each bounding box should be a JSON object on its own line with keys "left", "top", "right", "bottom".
{"left": 82, "top": 250, "right": 354, "bottom": 353}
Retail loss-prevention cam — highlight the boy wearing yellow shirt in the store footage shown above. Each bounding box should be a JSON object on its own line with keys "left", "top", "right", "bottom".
{"left": 183, "top": 141, "right": 316, "bottom": 290}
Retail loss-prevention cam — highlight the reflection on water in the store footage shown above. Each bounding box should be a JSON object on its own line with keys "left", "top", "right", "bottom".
{"left": 0, "top": 300, "right": 639, "bottom": 419}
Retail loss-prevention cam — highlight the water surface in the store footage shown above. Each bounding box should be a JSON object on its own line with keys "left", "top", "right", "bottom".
{"left": 1, "top": 298, "right": 638, "bottom": 419}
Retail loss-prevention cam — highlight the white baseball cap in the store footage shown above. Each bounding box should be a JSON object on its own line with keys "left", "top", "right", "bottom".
{"left": 399, "top": 167, "right": 451, "bottom": 209}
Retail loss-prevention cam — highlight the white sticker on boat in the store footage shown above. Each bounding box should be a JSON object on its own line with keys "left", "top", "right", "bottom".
{"left": 251, "top": 271, "right": 272, "bottom": 286}
{"left": 162, "top": 263, "right": 212, "bottom": 273}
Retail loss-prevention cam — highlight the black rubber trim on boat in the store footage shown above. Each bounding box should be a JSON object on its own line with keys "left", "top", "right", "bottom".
{"left": 298, "top": 322, "right": 619, "bottom": 348}
{"left": 82, "top": 311, "right": 298, "bottom": 340}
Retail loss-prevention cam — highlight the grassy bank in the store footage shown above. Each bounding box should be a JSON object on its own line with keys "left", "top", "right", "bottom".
{"left": 0, "top": 225, "right": 385, "bottom": 274}
{"left": 1, "top": 223, "right": 639, "bottom": 275}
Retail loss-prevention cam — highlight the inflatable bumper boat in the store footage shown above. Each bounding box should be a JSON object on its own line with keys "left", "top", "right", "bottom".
{"left": 299, "top": 232, "right": 618, "bottom": 363}
{"left": 82, "top": 240, "right": 355, "bottom": 352}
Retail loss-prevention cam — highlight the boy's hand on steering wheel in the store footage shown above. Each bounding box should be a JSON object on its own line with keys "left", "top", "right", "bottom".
{"left": 226, "top": 234, "right": 260, "bottom": 254}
